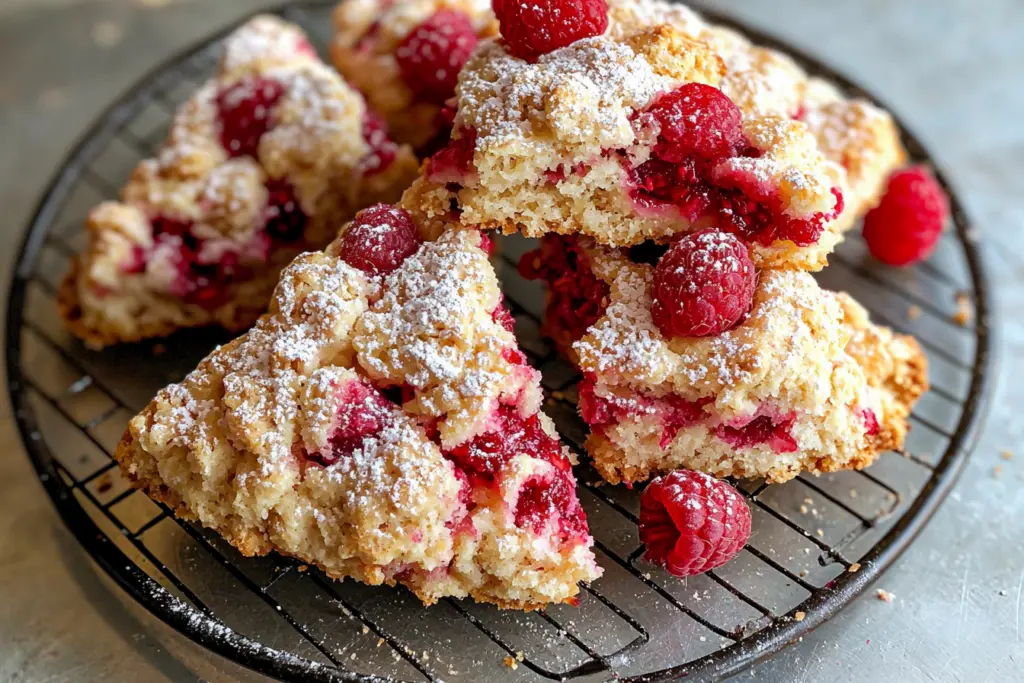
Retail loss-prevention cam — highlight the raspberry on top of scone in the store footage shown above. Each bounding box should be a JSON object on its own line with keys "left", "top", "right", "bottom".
{"left": 58, "top": 15, "right": 420, "bottom": 349}
{"left": 115, "top": 204, "right": 601, "bottom": 610}
{"left": 604, "top": 0, "right": 907, "bottom": 230}
{"left": 401, "top": 6, "right": 848, "bottom": 270}
{"left": 522, "top": 234, "right": 928, "bottom": 485}
{"left": 331, "top": 0, "right": 498, "bottom": 149}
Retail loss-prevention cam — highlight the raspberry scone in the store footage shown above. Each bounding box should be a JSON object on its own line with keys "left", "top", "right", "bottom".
{"left": 604, "top": 0, "right": 906, "bottom": 228}
{"left": 402, "top": 19, "right": 849, "bottom": 270}
{"left": 331, "top": 0, "right": 497, "bottom": 150}
{"left": 521, "top": 234, "right": 928, "bottom": 485}
{"left": 58, "top": 16, "right": 419, "bottom": 349}
{"left": 114, "top": 204, "right": 601, "bottom": 609}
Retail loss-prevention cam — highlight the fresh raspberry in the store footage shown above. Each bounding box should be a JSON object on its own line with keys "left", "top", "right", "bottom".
{"left": 862, "top": 166, "right": 949, "bottom": 266}
{"left": 359, "top": 111, "right": 400, "bottom": 177}
{"left": 314, "top": 381, "right": 391, "bottom": 465}
{"left": 651, "top": 229, "right": 756, "bottom": 338}
{"left": 263, "top": 179, "right": 308, "bottom": 243}
{"left": 861, "top": 408, "right": 880, "bottom": 437}
{"left": 638, "top": 469, "right": 751, "bottom": 577}
{"left": 445, "top": 404, "right": 569, "bottom": 480}
{"left": 491, "top": 302, "right": 516, "bottom": 333}
{"left": 646, "top": 83, "right": 746, "bottom": 162}
{"left": 493, "top": 0, "right": 608, "bottom": 61}
{"left": 337, "top": 204, "right": 423, "bottom": 275}
{"left": 215, "top": 77, "right": 285, "bottom": 158}
{"left": 514, "top": 470, "right": 589, "bottom": 542}
{"left": 395, "top": 10, "right": 479, "bottom": 103}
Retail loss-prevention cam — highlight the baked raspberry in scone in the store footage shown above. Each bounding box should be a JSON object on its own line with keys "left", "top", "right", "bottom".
{"left": 114, "top": 206, "right": 600, "bottom": 609}
{"left": 521, "top": 235, "right": 928, "bottom": 485}
{"left": 604, "top": 0, "right": 907, "bottom": 229}
{"left": 58, "top": 16, "right": 419, "bottom": 349}
{"left": 402, "top": 21, "right": 849, "bottom": 270}
{"left": 331, "top": 0, "right": 497, "bottom": 149}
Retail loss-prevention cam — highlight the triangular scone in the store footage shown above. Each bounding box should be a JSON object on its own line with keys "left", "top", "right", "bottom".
{"left": 58, "top": 16, "right": 419, "bottom": 348}
{"left": 604, "top": 0, "right": 907, "bottom": 229}
{"left": 115, "top": 207, "right": 600, "bottom": 609}
{"left": 401, "top": 22, "right": 848, "bottom": 270}
{"left": 522, "top": 236, "right": 927, "bottom": 485}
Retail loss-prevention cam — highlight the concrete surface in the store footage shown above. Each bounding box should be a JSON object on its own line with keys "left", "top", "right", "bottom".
{"left": 0, "top": 0, "right": 1021, "bottom": 681}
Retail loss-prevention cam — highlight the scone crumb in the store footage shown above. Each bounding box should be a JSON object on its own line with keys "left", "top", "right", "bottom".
{"left": 876, "top": 589, "right": 895, "bottom": 603}
{"left": 848, "top": 563, "right": 862, "bottom": 573}
{"left": 953, "top": 293, "right": 973, "bottom": 326}
{"left": 993, "top": 465, "right": 1003, "bottom": 478}
{"left": 794, "top": 611, "right": 806, "bottom": 622}
{"left": 516, "top": 651, "right": 525, "bottom": 661}
{"left": 1001, "top": 449, "right": 1014, "bottom": 461}
{"left": 361, "top": 625, "right": 369, "bottom": 635}
{"left": 377, "top": 638, "right": 385, "bottom": 648}
{"left": 297, "top": 564, "right": 308, "bottom": 572}
{"left": 152, "top": 343, "right": 167, "bottom": 356}
{"left": 907, "top": 305, "right": 921, "bottom": 321}
{"left": 504, "top": 656, "right": 519, "bottom": 670}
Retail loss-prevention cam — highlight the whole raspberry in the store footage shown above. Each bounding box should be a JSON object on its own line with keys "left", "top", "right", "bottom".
{"left": 862, "top": 165, "right": 949, "bottom": 266}
{"left": 395, "top": 10, "right": 479, "bottom": 104}
{"left": 338, "top": 204, "right": 423, "bottom": 275}
{"left": 638, "top": 470, "right": 751, "bottom": 577}
{"left": 646, "top": 83, "right": 746, "bottom": 162}
{"left": 651, "top": 229, "right": 756, "bottom": 338}
{"left": 215, "top": 77, "right": 285, "bottom": 158}
{"left": 492, "top": 0, "right": 609, "bottom": 61}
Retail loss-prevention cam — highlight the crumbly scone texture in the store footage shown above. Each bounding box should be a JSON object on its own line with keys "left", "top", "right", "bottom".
{"left": 570, "top": 241, "right": 927, "bottom": 484}
{"left": 59, "top": 15, "right": 419, "bottom": 349}
{"left": 401, "top": 22, "right": 847, "bottom": 269}
{"left": 331, "top": 0, "right": 498, "bottom": 148}
{"left": 605, "top": 0, "right": 907, "bottom": 225}
{"left": 115, "top": 227, "right": 600, "bottom": 609}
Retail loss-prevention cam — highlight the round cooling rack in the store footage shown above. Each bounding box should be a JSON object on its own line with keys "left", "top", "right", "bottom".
{"left": 5, "top": 2, "right": 995, "bottom": 682}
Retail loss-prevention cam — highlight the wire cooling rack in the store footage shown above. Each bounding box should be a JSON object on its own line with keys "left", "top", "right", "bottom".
{"left": 5, "top": 2, "right": 994, "bottom": 681}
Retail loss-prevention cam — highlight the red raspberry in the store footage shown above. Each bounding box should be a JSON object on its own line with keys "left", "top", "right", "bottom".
{"left": 492, "top": 0, "right": 609, "bottom": 61}
{"left": 263, "top": 179, "right": 308, "bottom": 243}
{"left": 315, "top": 380, "right": 391, "bottom": 465}
{"left": 337, "top": 204, "right": 423, "bottom": 275}
{"left": 395, "top": 10, "right": 479, "bottom": 104}
{"left": 651, "top": 229, "right": 756, "bottom": 338}
{"left": 638, "top": 469, "right": 751, "bottom": 577}
{"left": 646, "top": 83, "right": 746, "bottom": 162}
{"left": 359, "top": 111, "right": 399, "bottom": 177}
{"left": 862, "top": 165, "right": 949, "bottom": 266}
{"left": 428, "top": 126, "right": 477, "bottom": 183}
{"left": 215, "top": 77, "right": 285, "bottom": 158}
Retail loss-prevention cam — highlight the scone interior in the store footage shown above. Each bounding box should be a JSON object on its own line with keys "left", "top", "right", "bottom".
{"left": 116, "top": 212, "right": 601, "bottom": 610}
{"left": 522, "top": 235, "right": 927, "bottom": 484}
{"left": 59, "top": 15, "right": 419, "bottom": 349}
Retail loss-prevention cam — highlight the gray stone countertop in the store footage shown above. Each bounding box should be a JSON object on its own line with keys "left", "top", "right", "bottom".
{"left": 0, "top": 1, "right": 1021, "bottom": 681}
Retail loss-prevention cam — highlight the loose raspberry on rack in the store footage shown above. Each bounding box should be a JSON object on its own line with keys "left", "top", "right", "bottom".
{"left": 338, "top": 204, "right": 423, "bottom": 275}
{"left": 645, "top": 83, "right": 746, "bottom": 162}
{"left": 395, "top": 9, "right": 479, "bottom": 104}
{"left": 492, "top": 0, "right": 609, "bottom": 61}
{"left": 215, "top": 77, "right": 285, "bottom": 158}
{"left": 638, "top": 470, "right": 751, "bottom": 578}
{"left": 862, "top": 165, "right": 949, "bottom": 266}
{"left": 650, "top": 229, "right": 756, "bottom": 338}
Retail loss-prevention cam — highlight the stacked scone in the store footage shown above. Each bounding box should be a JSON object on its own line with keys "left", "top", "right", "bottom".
{"left": 58, "top": 0, "right": 938, "bottom": 608}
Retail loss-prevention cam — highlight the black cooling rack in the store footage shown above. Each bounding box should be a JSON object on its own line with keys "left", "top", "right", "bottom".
{"left": 5, "top": 2, "right": 995, "bottom": 681}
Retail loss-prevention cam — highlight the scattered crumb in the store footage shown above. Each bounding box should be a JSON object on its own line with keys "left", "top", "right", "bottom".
{"left": 1001, "top": 449, "right": 1014, "bottom": 461}
{"left": 953, "top": 293, "right": 973, "bottom": 326}
{"left": 504, "top": 655, "right": 518, "bottom": 670}
{"left": 849, "top": 489, "right": 859, "bottom": 499}
{"left": 803, "top": 497, "right": 814, "bottom": 505}
{"left": 377, "top": 638, "right": 385, "bottom": 647}
{"left": 816, "top": 528, "right": 824, "bottom": 538}
{"left": 800, "top": 504, "right": 809, "bottom": 514}
{"left": 993, "top": 465, "right": 1003, "bottom": 478}
{"left": 152, "top": 343, "right": 167, "bottom": 356}
{"left": 876, "top": 589, "right": 895, "bottom": 604}
{"left": 848, "top": 563, "right": 861, "bottom": 573}
{"left": 642, "top": 572, "right": 651, "bottom": 580}
{"left": 907, "top": 305, "right": 921, "bottom": 321}
{"left": 794, "top": 611, "right": 806, "bottom": 622}
{"left": 91, "top": 20, "right": 124, "bottom": 48}
{"left": 1000, "top": 590, "right": 1009, "bottom": 597}
{"left": 361, "top": 626, "right": 369, "bottom": 635}
{"left": 297, "top": 564, "right": 308, "bottom": 572}
{"left": 799, "top": 570, "right": 808, "bottom": 578}
{"left": 350, "top": 652, "right": 357, "bottom": 661}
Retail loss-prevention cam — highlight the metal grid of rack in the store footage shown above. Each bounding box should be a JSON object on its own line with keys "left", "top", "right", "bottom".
{"left": 5, "top": 3, "right": 994, "bottom": 681}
